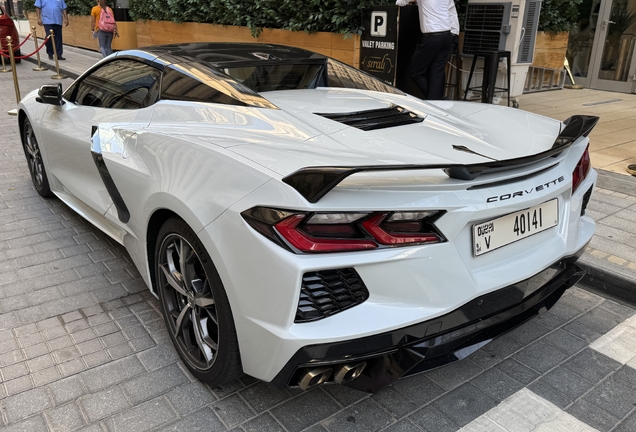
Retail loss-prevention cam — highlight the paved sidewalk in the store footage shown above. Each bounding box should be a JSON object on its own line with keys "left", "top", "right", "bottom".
{"left": 1, "top": 54, "right": 636, "bottom": 432}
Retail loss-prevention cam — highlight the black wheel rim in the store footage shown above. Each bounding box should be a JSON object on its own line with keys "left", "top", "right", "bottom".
{"left": 23, "top": 122, "right": 45, "bottom": 190}
{"left": 158, "top": 234, "right": 219, "bottom": 371}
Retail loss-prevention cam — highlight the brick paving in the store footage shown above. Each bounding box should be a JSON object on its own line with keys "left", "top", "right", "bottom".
{"left": 1, "top": 58, "right": 636, "bottom": 432}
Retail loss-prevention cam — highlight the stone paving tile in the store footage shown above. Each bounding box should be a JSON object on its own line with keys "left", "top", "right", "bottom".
{"left": 323, "top": 399, "right": 394, "bottom": 431}
{"left": 242, "top": 413, "right": 286, "bottom": 432}
{"left": 121, "top": 363, "right": 190, "bottom": 405}
{"left": 239, "top": 381, "right": 293, "bottom": 414}
{"left": 271, "top": 389, "right": 341, "bottom": 432}
{"left": 408, "top": 405, "right": 459, "bottom": 432}
{"left": 44, "top": 402, "right": 86, "bottom": 432}
{"left": 157, "top": 407, "right": 226, "bottom": 431}
{"left": 103, "top": 398, "right": 177, "bottom": 432}
{"left": 80, "top": 386, "right": 131, "bottom": 422}
{"left": 433, "top": 383, "right": 497, "bottom": 427}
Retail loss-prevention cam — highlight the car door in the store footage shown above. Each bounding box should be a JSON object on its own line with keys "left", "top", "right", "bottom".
{"left": 40, "top": 59, "right": 161, "bottom": 215}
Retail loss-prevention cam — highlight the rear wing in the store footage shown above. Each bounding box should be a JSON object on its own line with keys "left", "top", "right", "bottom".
{"left": 282, "top": 115, "right": 599, "bottom": 203}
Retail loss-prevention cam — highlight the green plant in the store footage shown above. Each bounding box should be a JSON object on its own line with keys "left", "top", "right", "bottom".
{"left": 23, "top": 0, "right": 110, "bottom": 16}
{"left": 128, "top": 0, "right": 394, "bottom": 36}
{"left": 609, "top": 8, "right": 636, "bottom": 39}
{"left": 538, "top": 0, "right": 583, "bottom": 33}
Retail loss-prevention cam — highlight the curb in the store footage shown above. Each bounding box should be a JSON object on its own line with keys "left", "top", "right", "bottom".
{"left": 579, "top": 262, "right": 636, "bottom": 306}
{"left": 22, "top": 56, "right": 80, "bottom": 80}
{"left": 579, "top": 170, "right": 636, "bottom": 304}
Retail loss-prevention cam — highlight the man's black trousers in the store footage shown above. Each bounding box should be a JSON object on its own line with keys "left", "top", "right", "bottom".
{"left": 409, "top": 31, "right": 453, "bottom": 100}
{"left": 44, "top": 24, "right": 63, "bottom": 57}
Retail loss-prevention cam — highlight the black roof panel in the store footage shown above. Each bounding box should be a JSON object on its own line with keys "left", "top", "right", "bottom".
{"left": 136, "top": 43, "right": 327, "bottom": 67}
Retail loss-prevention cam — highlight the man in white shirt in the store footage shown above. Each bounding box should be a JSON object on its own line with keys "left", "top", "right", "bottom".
{"left": 396, "top": 0, "right": 459, "bottom": 99}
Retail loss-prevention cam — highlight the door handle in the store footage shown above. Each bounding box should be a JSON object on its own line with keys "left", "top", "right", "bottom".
{"left": 602, "top": 20, "right": 616, "bottom": 31}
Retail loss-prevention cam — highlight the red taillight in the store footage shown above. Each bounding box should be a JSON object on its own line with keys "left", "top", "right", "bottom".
{"left": 572, "top": 145, "right": 591, "bottom": 193}
{"left": 274, "top": 214, "right": 377, "bottom": 252}
{"left": 242, "top": 207, "right": 446, "bottom": 253}
{"left": 361, "top": 213, "right": 442, "bottom": 245}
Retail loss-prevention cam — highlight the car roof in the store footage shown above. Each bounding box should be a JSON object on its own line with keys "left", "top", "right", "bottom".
{"left": 128, "top": 43, "right": 328, "bottom": 68}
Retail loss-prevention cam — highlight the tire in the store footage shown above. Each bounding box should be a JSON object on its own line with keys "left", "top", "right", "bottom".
{"left": 155, "top": 217, "right": 242, "bottom": 385}
{"left": 21, "top": 118, "right": 53, "bottom": 198}
{"left": 14, "top": 49, "right": 21, "bottom": 63}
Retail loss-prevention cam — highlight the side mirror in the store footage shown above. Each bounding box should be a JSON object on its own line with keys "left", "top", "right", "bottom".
{"left": 36, "top": 83, "right": 65, "bottom": 106}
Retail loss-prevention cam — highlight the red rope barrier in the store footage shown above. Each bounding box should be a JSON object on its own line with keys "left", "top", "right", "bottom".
{"left": 0, "top": 36, "right": 50, "bottom": 60}
{"left": 0, "top": 33, "right": 32, "bottom": 53}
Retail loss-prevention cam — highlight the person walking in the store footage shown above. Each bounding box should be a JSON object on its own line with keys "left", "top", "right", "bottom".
{"left": 35, "top": 0, "right": 69, "bottom": 60}
{"left": 91, "top": 0, "right": 118, "bottom": 57}
{"left": 396, "top": 0, "right": 458, "bottom": 100}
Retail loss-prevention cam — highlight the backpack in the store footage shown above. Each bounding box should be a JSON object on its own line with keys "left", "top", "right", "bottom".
{"left": 98, "top": 7, "right": 116, "bottom": 32}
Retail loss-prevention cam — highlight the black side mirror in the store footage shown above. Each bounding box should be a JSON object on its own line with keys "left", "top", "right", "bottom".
{"left": 36, "top": 83, "right": 65, "bottom": 106}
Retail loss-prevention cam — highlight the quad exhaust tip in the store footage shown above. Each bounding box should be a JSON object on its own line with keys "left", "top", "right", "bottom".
{"left": 334, "top": 362, "right": 366, "bottom": 384}
{"left": 298, "top": 367, "right": 332, "bottom": 391}
{"left": 298, "top": 362, "right": 367, "bottom": 390}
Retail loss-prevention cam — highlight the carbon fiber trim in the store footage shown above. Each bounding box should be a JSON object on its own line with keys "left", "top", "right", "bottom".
{"left": 282, "top": 115, "right": 600, "bottom": 203}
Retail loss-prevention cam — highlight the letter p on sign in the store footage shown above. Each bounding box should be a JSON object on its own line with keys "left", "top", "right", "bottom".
{"left": 371, "top": 11, "right": 387, "bottom": 37}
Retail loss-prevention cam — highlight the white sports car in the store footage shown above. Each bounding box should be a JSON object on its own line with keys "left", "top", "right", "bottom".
{"left": 18, "top": 43, "right": 597, "bottom": 393}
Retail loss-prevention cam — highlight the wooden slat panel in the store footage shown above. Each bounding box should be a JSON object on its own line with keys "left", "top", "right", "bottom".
{"left": 26, "top": 13, "right": 359, "bottom": 67}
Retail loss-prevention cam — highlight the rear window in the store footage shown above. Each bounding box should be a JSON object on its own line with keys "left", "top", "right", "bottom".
{"left": 222, "top": 64, "right": 323, "bottom": 92}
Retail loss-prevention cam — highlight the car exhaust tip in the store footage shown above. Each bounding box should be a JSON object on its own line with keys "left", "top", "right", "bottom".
{"left": 334, "top": 362, "right": 366, "bottom": 384}
{"left": 298, "top": 367, "right": 332, "bottom": 391}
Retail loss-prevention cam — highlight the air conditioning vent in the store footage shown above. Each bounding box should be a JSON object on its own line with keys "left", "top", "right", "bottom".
{"left": 462, "top": 3, "right": 512, "bottom": 56}
{"left": 315, "top": 106, "right": 424, "bottom": 131}
{"left": 517, "top": 0, "right": 542, "bottom": 63}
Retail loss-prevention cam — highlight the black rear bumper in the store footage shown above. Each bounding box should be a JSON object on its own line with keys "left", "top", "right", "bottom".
{"left": 271, "top": 256, "right": 586, "bottom": 393}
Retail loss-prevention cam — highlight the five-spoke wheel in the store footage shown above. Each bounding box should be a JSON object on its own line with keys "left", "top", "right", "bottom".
{"left": 22, "top": 118, "right": 53, "bottom": 197}
{"left": 156, "top": 218, "right": 242, "bottom": 384}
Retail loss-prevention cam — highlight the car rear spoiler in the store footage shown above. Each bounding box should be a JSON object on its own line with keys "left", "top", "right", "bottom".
{"left": 282, "top": 115, "right": 599, "bottom": 203}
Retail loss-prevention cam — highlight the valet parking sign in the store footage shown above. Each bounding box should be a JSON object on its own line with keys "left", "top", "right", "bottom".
{"left": 360, "top": 6, "right": 399, "bottom": 85}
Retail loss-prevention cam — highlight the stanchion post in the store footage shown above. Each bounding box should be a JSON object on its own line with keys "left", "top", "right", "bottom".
{"left": 6, "top": 36, "right": 19, "bottom": 116}
{"left": 49, "top": 29, "right": 67, "bottom": 80}
{"left": 0, "top": 40, "right": 11, "bottom": 73}
{"left": 31, "top": 26, "right": 47, "bottom": 72}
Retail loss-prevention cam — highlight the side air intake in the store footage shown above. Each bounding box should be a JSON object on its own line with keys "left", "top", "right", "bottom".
{"left": 315, "top": 106, "right": 424, "bottom": 131}
{"left": 295, "top": 268, "right": 369, "bottom": 323}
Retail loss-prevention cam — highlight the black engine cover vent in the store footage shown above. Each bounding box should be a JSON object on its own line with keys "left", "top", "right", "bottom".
{"left": 315, "top": 105, "right": 424, "bottom": 131}
{"left": 295, "top": 268, "right": 369, "bottom": 323}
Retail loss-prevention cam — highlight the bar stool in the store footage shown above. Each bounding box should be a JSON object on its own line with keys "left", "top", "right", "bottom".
{"left": 463, "top": 50, "right": 511, "bottom": 106}
{"left": 445, "top": 48, "right": 462, "bottom": 100}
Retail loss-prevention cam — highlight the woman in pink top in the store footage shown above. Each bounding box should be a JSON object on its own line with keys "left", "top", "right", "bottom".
{"left": 90, "top": 0, "right": 118, "bottom": 57}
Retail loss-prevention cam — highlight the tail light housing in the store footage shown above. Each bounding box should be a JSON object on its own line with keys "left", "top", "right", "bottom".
{"left": 572, "top": 145, "right": 591, "bottom": 193}
{"left": 242, "top": 207, "right": 446, "bottom": 253}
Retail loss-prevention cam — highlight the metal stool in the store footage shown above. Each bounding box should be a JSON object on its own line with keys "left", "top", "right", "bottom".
{"left": 445, "top": 48, "right": 462, "bottom": 101}
{"left": 463, "top": 50, "right": 511, "bottom": 106}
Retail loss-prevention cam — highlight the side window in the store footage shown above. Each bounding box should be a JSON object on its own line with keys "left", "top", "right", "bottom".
{"left": 326, "top": 59, "right": 404, "bottom": 95}
{"left": 160, "top": 63, "right": 278, "bottom": 109}
{"left": 161, "top": 66, "right": 246, "bottom": 106}
{"left": 71, "top": 60, "right": 161, "bottom": 109}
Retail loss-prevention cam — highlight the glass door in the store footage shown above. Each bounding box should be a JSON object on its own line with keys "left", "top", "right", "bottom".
{"left": 590, "top": 0, "right": 636, "bottom": 91}
{"left": 567, "top": 0, "right": 636, "bottom": 92}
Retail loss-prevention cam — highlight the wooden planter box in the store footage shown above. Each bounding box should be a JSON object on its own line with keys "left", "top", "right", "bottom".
{"left": 532, "top": 31, "right": 569, "bottom": 70}
{"left": 134, "top": 21, "right": 360, "bottom": 67}
{"left": 27, "top": 12, "right": 137, "bottom": 52}
{"left": 26, "top": 13, "right": 360, "bottom": 67}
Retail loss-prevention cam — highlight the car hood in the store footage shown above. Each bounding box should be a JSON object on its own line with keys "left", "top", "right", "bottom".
{"left": 150, "top": 88, "right": 563, "bottom": 177}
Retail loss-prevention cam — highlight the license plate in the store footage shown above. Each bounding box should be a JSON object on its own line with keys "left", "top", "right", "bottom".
{"left": 473, "top": 199, "right": 559, "bottom": 256}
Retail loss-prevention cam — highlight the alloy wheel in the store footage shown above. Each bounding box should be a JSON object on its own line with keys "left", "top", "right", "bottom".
{"left": 24, "top": 122, "right": 45, "bottom": 190}
{"left": 158, "top": 234, "right": 219, "bottom": 370}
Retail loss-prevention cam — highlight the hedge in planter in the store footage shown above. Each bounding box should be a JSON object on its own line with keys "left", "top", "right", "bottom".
{"left": 23, "top": 0, "right": 96, "bottom": 16}
{"left": 128, "top": 0, "right": 393, "bottom": 36}
{"left": 538, "top": 0, "right": 582, "bottom": 33}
